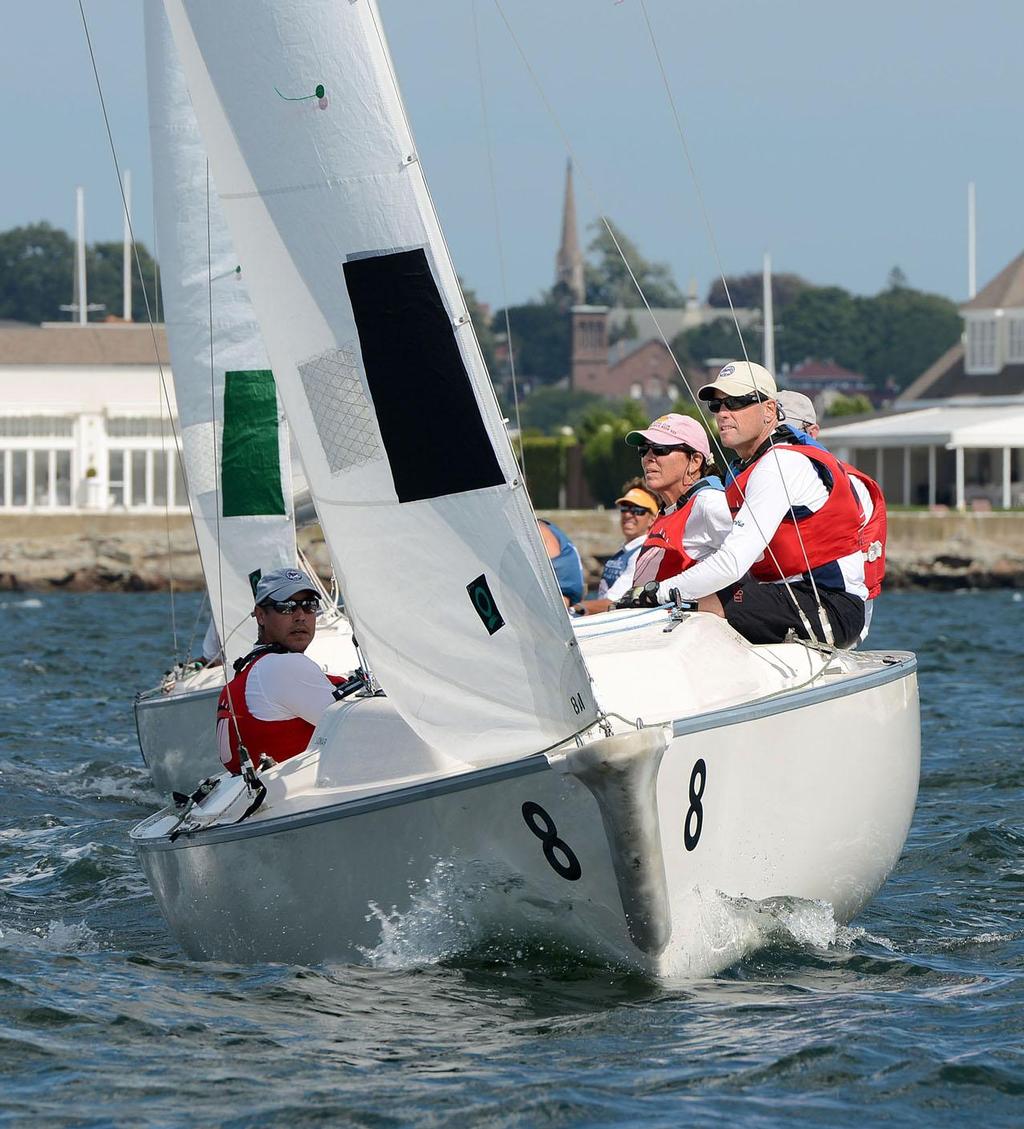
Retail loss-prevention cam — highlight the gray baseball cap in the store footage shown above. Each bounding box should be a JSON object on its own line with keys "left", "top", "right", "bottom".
{"left": 254, "top": 567, "right": 318, "bottom": 605}
{"left": 777, "top": 390, "right": 817, "bottom": 430}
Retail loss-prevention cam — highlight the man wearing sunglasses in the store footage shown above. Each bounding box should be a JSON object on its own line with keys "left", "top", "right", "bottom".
{"left": 216, "top": 567, "right": 342, "bottom": 775}
{"left": 648, "top": 361, "right": 867, "bottom": 647}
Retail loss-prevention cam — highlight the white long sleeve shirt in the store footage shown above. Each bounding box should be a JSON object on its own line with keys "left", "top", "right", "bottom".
{"left": 656, "top": 449, "right": 867, "bottom": 603}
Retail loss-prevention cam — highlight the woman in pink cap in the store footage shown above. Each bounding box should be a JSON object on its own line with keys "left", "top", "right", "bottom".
{"left": 624, "top": 413, "right": 732, "bottom": 592}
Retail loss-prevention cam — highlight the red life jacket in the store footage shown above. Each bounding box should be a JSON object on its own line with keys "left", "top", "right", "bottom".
{"left": 846, "top": 465, "right": 887, "bottom": 600}
{"left": 216, "top": 648, "right": 344, "bottom": 775}
{"left": 725, "top": 444, "right": 863, "bottom": 584}
{"left": 633, "top": 479, "right": 722, "bottom": 584}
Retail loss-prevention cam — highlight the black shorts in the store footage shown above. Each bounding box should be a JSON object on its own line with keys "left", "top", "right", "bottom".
{"left": 720, "top": 579, "right": 865, "bottom": 647}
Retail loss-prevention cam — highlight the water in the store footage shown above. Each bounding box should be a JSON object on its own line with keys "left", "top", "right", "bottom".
{"left": 1, "top": 592, "right": 1022, "bottom": 1127}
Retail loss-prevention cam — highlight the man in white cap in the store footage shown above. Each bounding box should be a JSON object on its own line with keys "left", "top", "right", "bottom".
{"left": 776, "top": 390, "right": 820, "bottom": 439}
{"left": 216, "top": 567, "right": 343, "bottom": 774}
{"left": 649, "top": 362, "right": 868, "bottom": 647}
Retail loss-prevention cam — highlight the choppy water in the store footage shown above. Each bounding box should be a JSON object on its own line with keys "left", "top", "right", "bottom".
{"left": 1, "top": 591, "right": 1022, "bottom": 1127}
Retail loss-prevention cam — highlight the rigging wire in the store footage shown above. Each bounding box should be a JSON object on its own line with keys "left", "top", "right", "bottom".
{"left": 492, "top": 0, "right": 836, "bottom": 647}
{"left": 471, "top": 0, "right": 526, "bottom": 475}
{"left": 635, "top": 0, "right": 834, "bottom": 644}
{"left": 76, "top": 0, "right": 206, "bottom": 661}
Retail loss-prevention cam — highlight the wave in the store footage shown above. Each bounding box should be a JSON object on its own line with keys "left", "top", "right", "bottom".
{"left": 0, "top": 919, "right": 99, "bottom": 954}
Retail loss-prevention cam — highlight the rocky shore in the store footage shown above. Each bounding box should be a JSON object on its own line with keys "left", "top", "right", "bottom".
{"left": 0, "top": 511, "right": 1023, "bottom": 594}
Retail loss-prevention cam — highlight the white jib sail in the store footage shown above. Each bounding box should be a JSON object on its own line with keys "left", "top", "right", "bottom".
{"left": 146, "top": 1, "right": 300, "bottom": 666}
{"left": 161, "top": 0, "right": 599, "bottom": 761}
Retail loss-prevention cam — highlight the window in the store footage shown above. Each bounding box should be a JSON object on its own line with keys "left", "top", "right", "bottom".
{"left": 11, "top": 451, "right": 27, "bottom": 506}
{"left": 55, "top": 451, "right": 71, "bottom": 506}
{"left": 172, "top": 456, "right": 186, "bottom": 508}
{"left": 108, "top": 450, "right": 125, "bottom": 508}
{"left": 966, "top": 318, "right": 998, "bottom": 373}
{"left": 107, "top": 417, "right": 169, "bottom": 438}
{"left": 132, "top": 451, "right": 147, "bottom": 507}
{"left": 0, "top": 416, "right": 74, "bottom": 438}
{"left": 1008, "top": 317, "right": 1024, "bottom": 364}
{"left": 33, "top": 451, "right": 49, "bottom": 505}
{"left": 152, "top": 450, "right": 168, "bottom": 507}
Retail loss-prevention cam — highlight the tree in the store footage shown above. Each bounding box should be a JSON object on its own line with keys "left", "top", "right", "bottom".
{"left": 673, "top": 317, "right": 761, "bottom": 368}
{"left": 826, "top": 393, "right": 873, "bottom": 418}
{"left": 706, "top": 272, "right": 810, "bottom": 311}
{"left": 584, "top": 220, "right": 683, "bottom": 308}
{"left": 496, "top": 300, "right": 571, "bottom": 384}
{"left": 856, "top": 287, "right": 961, "bottom": 389}
{"left": 0, "top": 222, "right": 76, "bottom": 324}
{"left": 88, "top": 240, "right": 160, "bottom": 323}
{"left": 577, "top": 399, "right": 649, "bottom": 505}
{"left": 0, "top": 222, "right": 159, "bottom": 325}
{"left": 458, "top": 279, "right": 496, "bottom": 374}
{"left": 516, "top": 386, "right": 601, "bottom": 434}
{"left": 776, "top": 286, "right": 865, "bottom": 371}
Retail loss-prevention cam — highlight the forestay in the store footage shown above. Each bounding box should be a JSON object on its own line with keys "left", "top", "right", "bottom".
{"left": 161, "top": 0, "right": 599, "bottom": 761}
{"left": 146, "top": 2, "right": 299, "bottom": 666}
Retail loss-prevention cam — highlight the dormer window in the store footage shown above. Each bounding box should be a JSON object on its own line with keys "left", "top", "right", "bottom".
{"left": 1008, "top": 316, "right": 1024, "bottom": 364}
{"left": 966, "top": 317, "right": 999, "bottom": 374}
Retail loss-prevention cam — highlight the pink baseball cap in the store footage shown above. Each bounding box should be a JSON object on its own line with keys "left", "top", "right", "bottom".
{"left": 625, "top": 413, "right": 712, "bottom": 460}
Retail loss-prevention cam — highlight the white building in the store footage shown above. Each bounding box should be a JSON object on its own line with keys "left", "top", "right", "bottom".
{"left": 0, "top": 322, "right": 186, "bottom": 512}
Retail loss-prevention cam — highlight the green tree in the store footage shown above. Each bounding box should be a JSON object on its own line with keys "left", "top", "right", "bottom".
{"left": 584, "top": 220, "right": 683, "bottom": 308}
{"left": 673, "top": 317, "right": 761, "bottom": 368}
{"left": 0, "top": 222, "right": 75, "bottom": 323}
{"left": 577, "top": 399, "right": 649, "bottom": 505}
{"left": 496, "top": 300, "right": 571, "bottom": 384}
{"left": 88, "top": 240, "right": 160, "bottom": 323}
{"left": 0, "top": 222, "right": 160, "bottom": 325}
{"left": 706, "top": 272, "right": 810, "bottom": 311}
{"left": 856, "top": 287, "right": 961, "bottom": 390}
{"left": 826, "top": 393, "right": 873, "bottom": 417}
{"left": 517, "top": 386, "right": 601, "bottom": 434}
{"left": 458, "top": 279, "right": 496, "bottom": 373}
{"left": 776, "top": 286, "right": 865, "bottom": 371}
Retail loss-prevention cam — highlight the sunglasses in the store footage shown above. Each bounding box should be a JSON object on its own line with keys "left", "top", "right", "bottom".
{"left": 619, "top": 504, "right": 652, "bottom": 516}
{"left": 637, "top": 443, "right": 693, "bottom": 458}
{"left": 262, "top": 598, "right": 321, "bottom": 615}
{"left": 706, "top": 392, "right": 764, "bottom": 414}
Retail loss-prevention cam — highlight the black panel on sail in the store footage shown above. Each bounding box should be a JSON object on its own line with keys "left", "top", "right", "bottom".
{"left": 343, "top": 248, "right": 505, "bottom": 503}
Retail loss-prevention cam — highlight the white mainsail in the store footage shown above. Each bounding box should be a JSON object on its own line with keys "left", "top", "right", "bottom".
{"left": 161, "top": 0, "right": 598, "bottom": 759}
{"left": 146, "top": 1, "right": 299, "bottom": 666}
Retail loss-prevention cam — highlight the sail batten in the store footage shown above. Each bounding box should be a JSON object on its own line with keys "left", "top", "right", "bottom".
{"left": 161, "top": 0, "right": 598, "bottom": 760}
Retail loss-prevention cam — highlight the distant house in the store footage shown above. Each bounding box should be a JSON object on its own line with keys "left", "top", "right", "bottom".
{"left": 781, "top": 358, "right": 873, "bottom": 399}
{"left": 901, "top": 250, "right": 1024, "bottom": 401}
{"left": 0, "top": 322, "right": 185, "bottom": 512}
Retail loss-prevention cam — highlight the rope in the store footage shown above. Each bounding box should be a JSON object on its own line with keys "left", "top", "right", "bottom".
{"left": 471, "top": 0, "right": 526, "bottom": 475}
{"left": 77, "top": 0, "right": 211, "bottom": 662}
{"left": 493, "top": 0, "right": 835, "bottom": 649}
{"left": 635, "top": 0, "right": 832, "bottom": 644}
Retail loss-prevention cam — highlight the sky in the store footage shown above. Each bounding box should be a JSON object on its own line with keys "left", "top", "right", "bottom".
{"left": 1, "top": 0, "right": 1021, "bottom": 314}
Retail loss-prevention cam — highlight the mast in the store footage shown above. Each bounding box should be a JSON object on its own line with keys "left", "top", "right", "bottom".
{"left": 967, "top": 181, "right": 977, "bottom": 300}
{"left": 76, "top": 186, "right": 87, "bottom": 326}
{"left": 122, "top": 169, "right": 133, "bottom": 321}
{"left": 762, "top": 251, "right": 775, "bottom": 375}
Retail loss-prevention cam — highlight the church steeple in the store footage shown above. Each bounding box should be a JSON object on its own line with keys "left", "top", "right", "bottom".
{"left": 555, "top": 159, "right": 585, "bottom": 305}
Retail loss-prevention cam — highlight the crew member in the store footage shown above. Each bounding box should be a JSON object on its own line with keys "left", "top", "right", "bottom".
{"left": 616, "top": 414, "right": 732, "bottom": 599}
{"left": 572, "top": 480, "right": 659, "bottom": 615}
{"left": 538, "top": 518, "right": 585, "bottom": 606}
{"left": 216, "top": 567, "right": 341, "bottom": 774}
{"left": 653, "top": 362, "right": 868, "bottom": 647}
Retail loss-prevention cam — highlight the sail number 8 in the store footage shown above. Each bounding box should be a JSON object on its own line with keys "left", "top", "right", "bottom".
{"left": 684, "top": 758, "right": 706, "bottom": 851}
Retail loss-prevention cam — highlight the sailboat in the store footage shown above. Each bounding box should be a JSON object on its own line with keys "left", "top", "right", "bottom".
{"left": 132, "top": 0, "right": 919, "bottom": 977}
{"left": 134, "top": 2, "right": 357, "bottom": 796}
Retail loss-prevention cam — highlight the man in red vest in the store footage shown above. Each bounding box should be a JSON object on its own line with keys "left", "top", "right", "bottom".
{"left": 652, "top": 361, "right": 868, "bottom": 647}
{"left": 216, "top": 567, "right": 341, "bottom": 774}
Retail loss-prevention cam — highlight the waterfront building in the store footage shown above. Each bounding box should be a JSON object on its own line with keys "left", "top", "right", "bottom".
{"left": 0, "top": 322, "right": 185, "bottom": 513}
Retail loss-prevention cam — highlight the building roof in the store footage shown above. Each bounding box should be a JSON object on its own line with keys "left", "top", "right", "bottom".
{"left": 786, "top": 358, "right": 869, "bottom": 383}
{"left": 961, "top": 250, "right": 1024, "bottom": 312}
{"left": 0, "top": 323, "right": 170, "bottom": 366}
{"left": 820, "top": 401, "right": 1024, "bottom": 449}
{"left": 898, "top": 342, "right": 1024, "bottom": 401}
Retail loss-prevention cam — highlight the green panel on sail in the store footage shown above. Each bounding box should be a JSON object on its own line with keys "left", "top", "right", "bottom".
{"left": 221, "top": 369, "right": 286, "bottom": 516}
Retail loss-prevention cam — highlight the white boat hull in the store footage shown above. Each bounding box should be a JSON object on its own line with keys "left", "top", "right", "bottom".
{"left": 133, "top": 642, "right": 919, "bottom": 978}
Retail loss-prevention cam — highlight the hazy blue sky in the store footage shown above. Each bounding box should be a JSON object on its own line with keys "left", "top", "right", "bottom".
{"left": 2, "top": 1, "right": 1020, "bottom": 313}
